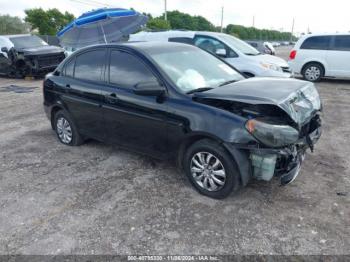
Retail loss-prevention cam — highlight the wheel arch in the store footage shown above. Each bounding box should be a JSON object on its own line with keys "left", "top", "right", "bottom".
{"left": 177, "top": 133, "right": 249, "bottom": 186}
{"left": 50, "top": 104, "right": 65, "bottom": 129}
{"left": 301, "top": 61, "right": 326, "bottom": 76}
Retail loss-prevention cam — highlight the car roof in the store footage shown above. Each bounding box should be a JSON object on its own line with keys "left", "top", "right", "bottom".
{"left": 0, "top": 34, "right": 32, "bottom": 39}
{"left": 75, "top": 41, "right": 199, "bottom": 54}
{"left": 301, "top": 32, "right": 350, "bottom": 38}
{"left": 130, "top": 30, "right": 228, "bottom": 40}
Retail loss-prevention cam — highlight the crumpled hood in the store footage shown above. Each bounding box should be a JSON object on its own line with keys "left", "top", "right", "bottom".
{"left": 247, "top": 54, "right": 289, "bottom": 67}
{"left": 19, "top": 45, "right": 64, "bottom": 56}
{"left": 193, "top": 78, "right": 322, "bottom": 126}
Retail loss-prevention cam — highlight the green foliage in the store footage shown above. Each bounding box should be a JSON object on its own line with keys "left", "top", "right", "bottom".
{"left": 147, "top": 18, "right": 171, "bottom": 30}
{"left": 146, "top": 10, "right": 215, "bottom": 32}
{"left": 24, "top": 8, "right": 75, "bottom": 35}
{"left": 145, "top": 10, "right": 294, "bottom": 41}
{"left": 0, "top": 15, "right": 30, "bottom": 34}
{"left": 226, "top": 24, "right": 296, "bottom": 41}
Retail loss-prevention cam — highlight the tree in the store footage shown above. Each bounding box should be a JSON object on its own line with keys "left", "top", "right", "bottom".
{"left": 147, "top": 18, "right": 171, "bottom": 30}
{"left": 0, "top": 15, "right": 30, "bottom": 34}
{"left": 24, "top": 8, "right": 75, "bottom": 35}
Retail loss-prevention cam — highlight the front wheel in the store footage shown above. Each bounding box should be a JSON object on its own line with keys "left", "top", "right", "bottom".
{"left": 183, "top": 139, "right": 240, "bottom": 199}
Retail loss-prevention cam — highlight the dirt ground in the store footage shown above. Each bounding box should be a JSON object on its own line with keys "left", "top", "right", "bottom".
{"left": 0, "top": 47, "right": 349, "bottom": 255}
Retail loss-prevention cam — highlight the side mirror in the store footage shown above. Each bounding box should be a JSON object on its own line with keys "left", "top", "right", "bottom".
{"left": 133, "top": 80, "right": 165, "bottom": 96}
{"left": 1, "top": 47, "right": 8, "bottom": 53}
{"left": 215, "top": 48, "right": 227, "bottom": 58}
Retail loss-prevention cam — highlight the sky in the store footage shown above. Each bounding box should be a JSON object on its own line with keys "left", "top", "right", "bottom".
{"left": 0, "top": 0, "right": 349, "bottom": 36}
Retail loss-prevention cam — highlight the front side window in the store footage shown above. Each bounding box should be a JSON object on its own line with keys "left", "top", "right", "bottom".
{"left": 332, "top": 35, "right": 350, "bottom": 51}
{"left": 194, "top": 36, "right": 237, "bottom": 57}
{"left": 74, "top": 49, "right": 105, "bottom": 81}
{"left": 149, "top": 46, "right": 244, "bottom": 93}
{"left": 219, "top": 34, "right": 260, "bottom": 55}
{"left": 300, "top": 36, "right": 331, "bottom": 50}
{"left": 109, "top": 50, "right": 157, "bottom": 88}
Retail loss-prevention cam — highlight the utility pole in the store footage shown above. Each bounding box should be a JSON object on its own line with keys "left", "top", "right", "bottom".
{"left": 252, "top": 16, "right": 255, "bottom": 28}
{"left": 164, "top": 0, "right": 167, "bottom": 21}
{"left": 220, "top": 6, "right": 224, "bottom": 32}
{"left": 290, "top": 18, "right": 295, "bottom": 42}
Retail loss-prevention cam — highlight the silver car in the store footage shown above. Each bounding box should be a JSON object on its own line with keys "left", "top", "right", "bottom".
{"left": 130, "top": 31, "right": 291, "bottom": 78}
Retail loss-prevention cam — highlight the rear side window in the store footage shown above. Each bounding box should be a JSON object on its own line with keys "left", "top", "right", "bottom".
{"left": 332, "top": 35, "right": 350, "bottom": 51}
{"left": 300, "top": 36, "right": 331, "bottom": 50}
{"left": 109, "top": 50, "right": 157, "bottom": 88}
{"left": 74, "top": 49, "right": 106, "bottom": 81}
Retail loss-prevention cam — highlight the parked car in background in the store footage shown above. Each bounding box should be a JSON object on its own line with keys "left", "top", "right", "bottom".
{"left": 272, "top": 42, "right": 281, "bottom": 47}
{"left": 0, "top": 34, "right": 65, "bottom": 78}
{"left": 288, "top": 33, "right": 350, "bottom": 81}
{"left": 43, "top": 42, "right": 322, "bottom": 199}
{"left": 130, "top": 31, "right": 291, "bottom": 78}
{"left": 246, "top": 41, "right": 273, "bottom": 55}
{"left": 264, "top": 41, "right": 276, "bottom": 55}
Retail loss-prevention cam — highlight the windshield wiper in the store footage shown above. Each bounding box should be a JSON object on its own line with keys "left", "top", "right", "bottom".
{"left": 186, "top": 87, "right": 213, "bottom": 94}
{"left": 219, "top": 80, "right": 238, "bottom": 87}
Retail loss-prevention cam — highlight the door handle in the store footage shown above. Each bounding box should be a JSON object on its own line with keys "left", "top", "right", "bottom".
{"left": 66, "top": 84, "right": 71, "bottom": 88}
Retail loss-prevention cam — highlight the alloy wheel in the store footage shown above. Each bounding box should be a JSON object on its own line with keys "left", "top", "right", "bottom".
{"left": 56, "top": 117, "right": 73, "bottom": 144}
{"left": 190, "top": 152, "right": 226, "bottom": 192}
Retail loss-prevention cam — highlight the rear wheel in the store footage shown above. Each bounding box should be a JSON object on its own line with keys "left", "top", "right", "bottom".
{"left": 183, "top": 139, "right": 240, "bottom": 199}
{"left": 302, "top": 63, "right": 324, "bottom": 82}
{"left": 54, "top": 110, "right": 83, "bottom": 146}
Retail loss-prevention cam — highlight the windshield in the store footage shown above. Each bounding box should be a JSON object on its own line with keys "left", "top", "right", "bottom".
{"left": 9, "top": 36, "right": 48, "bottom": 49}
{"left": 150, "top": 47, "right": 244, "bottom": 93}
{"left": 220, "top": 34, "right": 260, "bottom": 55}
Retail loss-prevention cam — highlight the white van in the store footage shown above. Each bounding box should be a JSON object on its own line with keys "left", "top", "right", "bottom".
{"left": 130, "top": 31, "right": 291, "bottom": 78}
{"left": 288, "top": 33, "right": 350, "bottom": 81}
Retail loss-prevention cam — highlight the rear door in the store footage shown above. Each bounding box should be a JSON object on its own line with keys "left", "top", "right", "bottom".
{"left": 326, "top": 35, "right": 350, "bottom": 77}
{"left": 101, "top": 49, "right": 168, "bottom": 156}
{"left": 298, "top": 36, "right": 330, "bottom": 74}
{"left": 59, "top": 48, "right": 106, "bottom": 140}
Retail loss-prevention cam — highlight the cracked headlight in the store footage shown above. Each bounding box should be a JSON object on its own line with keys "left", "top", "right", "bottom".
{"left": 260, "top": 62, "right": 283, "bottom": 72}
{"left": 246, "top": 119, "right": 299, "bottom": 147}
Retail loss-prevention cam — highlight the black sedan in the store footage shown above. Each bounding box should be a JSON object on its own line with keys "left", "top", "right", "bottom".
{"left": 43, "top": 42, "right": 322, "bottom": 199}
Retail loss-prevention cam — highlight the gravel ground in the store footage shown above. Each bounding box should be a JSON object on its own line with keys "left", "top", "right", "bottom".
{"left": 0, "top": 47, "right": 349, "bottom": 255}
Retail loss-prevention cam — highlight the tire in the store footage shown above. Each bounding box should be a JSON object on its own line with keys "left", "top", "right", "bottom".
{"left": 302, "top": 63, "right": 324, "bottom": 82}
{"left": 183, "top": 139, "right": 240, "bottom": 199}
{"left": 54, "top": 110, "right": 84, "bottom": 146}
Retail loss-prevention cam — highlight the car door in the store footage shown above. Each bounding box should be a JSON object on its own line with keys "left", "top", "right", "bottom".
{"left": 326, "top": 35, "right": 350, "bottom": 77}
{"left": 101, "top": 49, "right": 168, "bottom": 156}
{"left": 193, "top": 35, "right": 243, "bottom": 71}
{"left": 59, "top": 48, "right": 106, "bottom": 140}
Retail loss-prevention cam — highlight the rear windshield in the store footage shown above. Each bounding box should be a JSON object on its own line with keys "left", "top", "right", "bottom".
{"left": 300, "top": 36, "right": 331, "bottom": 50}
{"left": 9, "top": 35, "right": 48, "bottom": 49}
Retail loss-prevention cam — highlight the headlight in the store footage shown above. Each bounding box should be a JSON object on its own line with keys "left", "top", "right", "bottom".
{"left": 246, "top": 119, "right": 299, "bottom": 147}
{"left": 260, "top": 62, "right": 282, "bottom": 72}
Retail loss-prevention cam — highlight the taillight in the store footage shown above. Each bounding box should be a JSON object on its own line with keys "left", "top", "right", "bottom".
{"left": 289, "top": 50, "right": 297, "bottom": 60}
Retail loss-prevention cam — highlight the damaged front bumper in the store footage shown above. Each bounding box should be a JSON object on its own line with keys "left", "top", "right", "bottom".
{"left": 225, "top": 118, "right": 322, "bottom": 186}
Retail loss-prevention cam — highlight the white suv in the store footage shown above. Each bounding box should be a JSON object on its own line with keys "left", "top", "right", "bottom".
{"left": 288, "top": 33, "right": 350, "bottom": 81}
{"left": 130, "top": 31, "right": 291, "bottom": 78}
